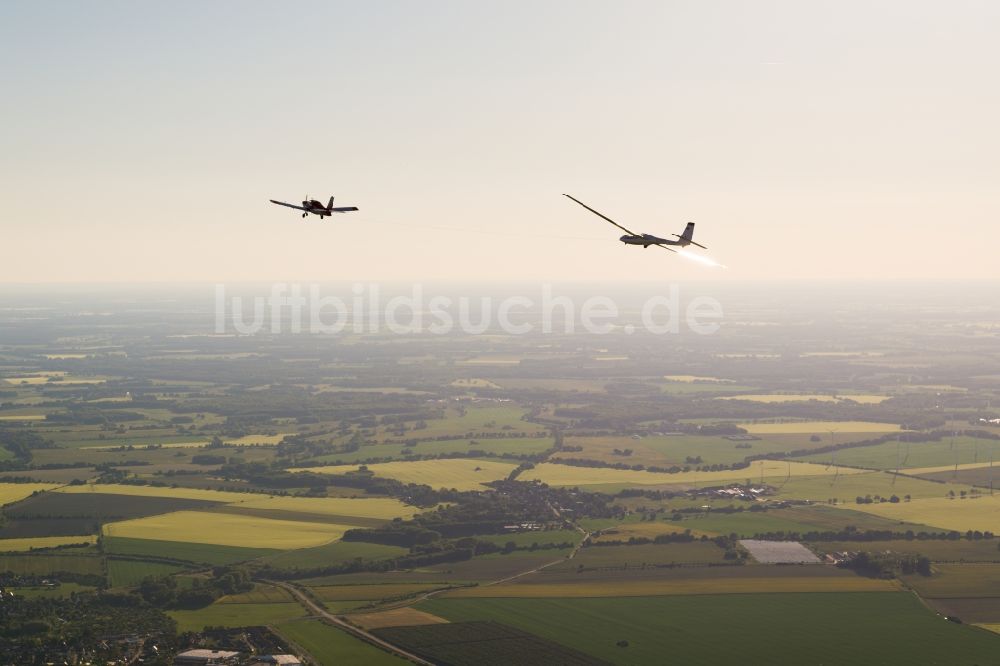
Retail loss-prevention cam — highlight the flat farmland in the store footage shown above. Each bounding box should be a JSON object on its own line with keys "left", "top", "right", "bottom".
{"left": 309, "top": 583, "right": 440, "bottom": 602}
{"left": 903, "top": 564, "right": 1000, "bottom": 599}
{"left": 259, "top": 540, "right": 408, "bottom": 570}
{"left": 0, "top": 553, "right": 104, "bottom": 576}
{"left": 371, "top": 621, "right": 609, "bottom": 666}
{"left": 102, "top": 510, "right": 352, "bottom": 549}
{"left": 675, "top": 504, "right": 941, "bottom": 538}
{"left": 848, "top": 495, "right": 1000, "bottom": 534}
{"left": 811, "top": 539, "right": 1000, "bottom": 562}
{"left": 738, "top": 421, "right": 903, "bottom": 434}
{"left": 589, "top": 520, "right": 698, "bottom": 543}
{"left": 54, "top": 483, "right": 264, "bottom": 503}
{"left": 551, "top": 542, "right": 728, "bottom": 569}
{"left": 168, "top": 602, "right": 306, "bottom": 633}
{"left": 719, "top": 393, "right": 889, "bottom": 404}
{"left": 107, "top": 559, "right": 188, "bottom": 587}
{"left": 275, "top": 618, "right": 407, "bottom": 666}
{"left": 421, "top": 593, "right": 1000, "bottom": 665}
{"left": 104, "top": 537, "right": 278, "bottom": 565}
{"left": 518, "top": 461, "right": 864, "bottom": 490}
{"left": 796, "top": 436, "right": 1000, "bottom": 471}
{"left": 389, "top": 406, "right": 539, "bottom": 441}
{"left": 0, "top": 483, "right": 60, "bottom": 506}
{"left": 0, "top": 535, "right": 98, "bottom": 552}
{"left": 298, "top": 459, "right": 519, "bottom": 491}
{"left": 441, "top": 570, "right": 893, "bottom": 598}
{"left": 5, "top": 491, "right": 221, "bottom": 521}
{"left": 312, "top": 437, "right": 553, "bottom": 464}
{"left": 232, "top": 495, "right": 421, "bottom": 521}
{"left": 771, "top": 470, "right": 973, "bottom": 503}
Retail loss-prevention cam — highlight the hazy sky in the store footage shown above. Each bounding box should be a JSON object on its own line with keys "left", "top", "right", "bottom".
{"left": 3, "top": 1, "right": 998, "bottom": 283}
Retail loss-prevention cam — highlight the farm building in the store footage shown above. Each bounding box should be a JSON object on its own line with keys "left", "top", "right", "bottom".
{"left": 173, "top": 649, "right": 240, "bottom": 665}
{"left": 250, "top": 656, "right": 303, "bottom": 666}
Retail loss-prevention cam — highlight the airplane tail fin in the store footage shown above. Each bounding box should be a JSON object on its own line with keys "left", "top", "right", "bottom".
{"left": 673, "top": 222, "right": 707, "bottom": 249}
{"left": 327, "top": 196, "right": 335, "bottom": 210}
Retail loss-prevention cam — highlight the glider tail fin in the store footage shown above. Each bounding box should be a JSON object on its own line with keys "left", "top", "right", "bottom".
{"left": 680, "top": 222, "right": 695, "bottom": 242}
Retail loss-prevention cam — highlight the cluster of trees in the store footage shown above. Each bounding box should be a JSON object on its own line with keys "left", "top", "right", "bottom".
{"left": 137, "top": 567, "right": 253, "bottom": 609}
{"left": 841, "top": 551, "right": 932, "bottom": 578}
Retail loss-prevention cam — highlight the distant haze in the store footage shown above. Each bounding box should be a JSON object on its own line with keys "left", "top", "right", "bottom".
{"left": 2, "top": 1, "right": 998, "bottom": 283}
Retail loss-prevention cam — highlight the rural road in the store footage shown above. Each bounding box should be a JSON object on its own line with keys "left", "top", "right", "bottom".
{"left": 264, "top": 579, "right": 435, "bottom": 666}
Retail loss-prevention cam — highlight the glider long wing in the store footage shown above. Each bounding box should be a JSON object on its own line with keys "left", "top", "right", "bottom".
{"left": 562, "top": 194, "right": 639, "bottom": 236}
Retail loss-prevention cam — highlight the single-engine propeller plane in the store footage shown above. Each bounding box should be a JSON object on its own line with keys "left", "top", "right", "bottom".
{"left": 563, "top": 194, "right": 706, "bottom": 251}
{"left": 269, "top": 195, "right": 359, "bottom": 219}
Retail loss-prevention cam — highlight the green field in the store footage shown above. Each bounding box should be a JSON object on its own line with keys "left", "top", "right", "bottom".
{"left": 0, "top": 535, "right": 98, "bottom": 551}
{"left": 420, "top": 593, "right": 1000, "bottom": 665}
{"left": 771, "top": 470, "right": 973, "bottom": 503}
{"left": 675, "top": 504, "right": 940, "bottom": 538}
{"left": 812, "top": 539, "right": 1000, "bottom": 562}
{"left": 0, "top": 553, "right": 104, "bottom": 576}
{"left": 275, "top": 618, "right": 407, "bottom": 665}
{"left": 104, "top": 537, "right": 278, "bottom": 565}
{"left": 553, "top": 542, "right": 728, "bottom": 569}
{"left": 260, "top": 540, "right": 408, "bottom": 570}
{"left": 796, "top": 436, "right": 1000, "bottom": 471}
{"left": 107, "top": 559, "right": 189, "bottom": 587}
{"left": 519, "top": 461, "right": 864, "bottom": 490}
{"left": 312, "top": 437, "right": 553, "bottom": 464}
{"left": 738, "top": 421, "right": 903, "bottom": 434}
{"left": 168, "top": 602, "right": 306, "bottom": 633}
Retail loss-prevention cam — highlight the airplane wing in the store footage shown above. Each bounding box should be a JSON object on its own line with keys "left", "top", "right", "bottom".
{"left": 563, "top": 194, "right": 639, "bottom": 236}
{"left": 328, "top": 206, "right": 359, "bottom": 213}
{"left": 651, "top": 243, "right": 677, "bottom": 253}
{"left": 270, "top": 200, "right": 308, "bottom": 212}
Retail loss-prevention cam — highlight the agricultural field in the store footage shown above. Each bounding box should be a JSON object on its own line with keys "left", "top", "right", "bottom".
{"left": 795, "top": 436, "right": 1000, "bottom": 471}
{"left": 107, "top": 559, "right": 189, "bottom": 588}
{"left": 103, "top": 536, "right": 279, "bottom": 565}
{"left": 672, "top": 504, "right": 941, "bottom": 538}
{"left": 441, "top": 566, "right": 894, "bottom": 598}
{"left": 5, "top": 285, "right": 1000, "bottom": 662}
{"left": 901, "top": 564, "right": 1000, "bottom": 623}
{"left": 0, "top": 553, "right": 104, "bottom": 576}
{"left": 311, "top": 436, "right": 554, "bottom": 464}
{"left": 553, "top": 542, "right": 729, "bottom": 569}
{"left": 102, "top": 510, "right": 353, "bottom": 549}
{"left": 769, "top": 470, "right": 973, "bottom": 503}
{"left": 518, "top": 460, "right": 865, "bottom": 491}
{"left": 298, "top": 459, "right": 520, "bottom": 491}
{"left": 738, "top": 421, "right": 903, "bottom": 435}
{"left": 719, "top": 394, "right": 889, "bottom": 404}
{"left": 259, "top": 540, "right": 409, "bottom": 570}
{"left": 168, "top": 602, "right": 307, "bottom": 633}
{"left": 848, "top": 495, "right": 1000, "bottom": 534}
{"left": 811, "top": 539, "right": 1000, "bottom": 563}
{"left": 0, "top": 483, "right": 59, "bottom": 506}
{"left": 371, "top": 621, "right": 608, "bottom": 666}
{"left": 275, "top": 618, "right": 408, "bottom": 666}
{"left": 0, "top": 535, "right": 98, "bottom": 552}
{"left": 421, "top": 593, "right": 1000, "bottom": 665}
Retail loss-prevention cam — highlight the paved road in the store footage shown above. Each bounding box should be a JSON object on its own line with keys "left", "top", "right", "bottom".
{"left": 264, "top": 579, "right": 435, "bottom": 666}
